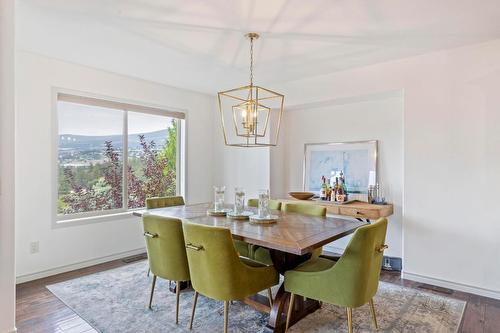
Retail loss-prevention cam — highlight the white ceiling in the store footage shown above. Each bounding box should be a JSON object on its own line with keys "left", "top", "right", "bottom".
{"left": 17, "top": 0, "right": 500, "bottom": 94}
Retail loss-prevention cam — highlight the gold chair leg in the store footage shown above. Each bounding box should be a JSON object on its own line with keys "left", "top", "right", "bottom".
{"left": 285, "top": 293, "right": 295, "bottom": 332}
{"left": 148, "top": 275, "right": 157, "bottom": 309}
{"left": 267, "top": 288, "right": 273, "bottom": 308}
{"left": 369, "top": 298, "right": 378, "bottom": 330}
{"left": 175, "top": 281, "right": 180, "bottom": 324}
{"left": 346, "top": 307, "right": 353, "bottom": 333}
{"left": 189, "top": 291, "right": 198, "bottom": 329}
{"left": 224, "top": 301, "right": 229, "bottom": 333}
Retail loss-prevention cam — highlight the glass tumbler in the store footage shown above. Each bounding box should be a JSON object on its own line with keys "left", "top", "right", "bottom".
{"left": 214, "top": 186, "right": 226, "bottom": 211}
{"left": 234, "top": 187, "right": 245, "bottom": 215}
{"left": 258, "top": 189, "right": 270, "bottom": 218}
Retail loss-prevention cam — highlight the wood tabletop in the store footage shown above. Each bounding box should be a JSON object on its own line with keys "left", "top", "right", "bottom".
{"left": 133, "top": 203, "right": 366, "bottom": 255}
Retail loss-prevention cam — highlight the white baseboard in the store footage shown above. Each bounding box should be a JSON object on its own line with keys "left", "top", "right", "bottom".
{"left": 4, "top": 327, "right": 16, "bottom": 333}
{"left": 402, "top": 271, "right": 500, "bottom": 300}
{"left": 16, "top": 247, "right": 146, "bottom": 284}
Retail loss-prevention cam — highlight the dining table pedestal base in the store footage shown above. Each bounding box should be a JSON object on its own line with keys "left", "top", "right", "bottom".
{"left": 262, "top": 250, "right": 322, "bottom": 333}
{"left": 263, "top": 283, "right": 320, "bottom": 333}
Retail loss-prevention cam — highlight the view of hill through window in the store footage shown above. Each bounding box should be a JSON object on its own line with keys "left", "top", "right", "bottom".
{"left": 57, "top": 100, "right": 178, "bottom": 216}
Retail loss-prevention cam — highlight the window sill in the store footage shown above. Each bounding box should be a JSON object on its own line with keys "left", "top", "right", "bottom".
{"left": 54, "top": 210, "right": 141, "bottom": 228}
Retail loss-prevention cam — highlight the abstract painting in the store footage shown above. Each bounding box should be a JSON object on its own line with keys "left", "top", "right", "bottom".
{"left": 303, "top": 141, "right": 377, "bottom": 194}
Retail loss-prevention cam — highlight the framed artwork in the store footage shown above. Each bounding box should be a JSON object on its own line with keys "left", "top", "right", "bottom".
{"left": 303, "top": 140, "right": 377, "bottom": 195}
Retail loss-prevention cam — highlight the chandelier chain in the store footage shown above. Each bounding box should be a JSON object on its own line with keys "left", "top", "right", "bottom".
{"left": 249, "top": 35, "right": 254, "bottom": 87}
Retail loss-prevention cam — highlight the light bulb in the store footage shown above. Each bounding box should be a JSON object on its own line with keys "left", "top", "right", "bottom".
{"left": 241, "top": 109, "right": 247, "bottom": 118}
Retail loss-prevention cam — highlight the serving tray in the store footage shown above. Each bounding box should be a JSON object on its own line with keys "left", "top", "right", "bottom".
{"left": 207, "top": 209, "right": 230, "bottom": 216}
{"left": 249, "top": 214, "right": 279, "bottom": 224}
{"left": 227, "top": 211, "right": 253, "bottom": 220}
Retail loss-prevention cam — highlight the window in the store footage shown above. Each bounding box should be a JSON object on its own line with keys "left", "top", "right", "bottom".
{"left": 56, "top": 93, "right": 184, "bottom": 220}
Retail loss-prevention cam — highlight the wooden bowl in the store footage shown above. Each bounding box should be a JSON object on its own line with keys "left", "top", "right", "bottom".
{"left": 288, "top": 192, "right": 315, "bottom": 200}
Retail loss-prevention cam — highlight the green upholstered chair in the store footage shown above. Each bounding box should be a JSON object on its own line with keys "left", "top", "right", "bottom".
{"left": 142, "top": 214, "right": 190, "bottom": 324}
{"left": 146, "top": 195, "right": 185, "bottom": 209}
{"left": 233, "top": 239, "right": 253, "bottom": 259}
{"left": 182, "top": 222, "right": 279, "bottom": 333}
{"left": 284, "top": 218, "right": 388, "bottom": 333}
{"left": 144, "top": 196, "right": 186, "bottom": 277}
{"left": 247, "top": 198, "right": 282, "bottom": 210}
{"left": 253, "top": 202, "right": 327, "bottom": 265}
{"left": 281, "top": 202, "right": 326, "bottom": 217}
{"left": 235, "top": 199, "right": 282, "bottom": 261}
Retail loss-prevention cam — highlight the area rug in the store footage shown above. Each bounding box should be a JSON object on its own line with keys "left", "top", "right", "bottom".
{"left": 47, "top": 260, "right": 465, "bottom": 333}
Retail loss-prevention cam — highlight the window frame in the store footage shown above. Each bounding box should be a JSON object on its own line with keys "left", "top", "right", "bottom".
{"left": 52, "top": 88, "right": 186, "bottom": 227}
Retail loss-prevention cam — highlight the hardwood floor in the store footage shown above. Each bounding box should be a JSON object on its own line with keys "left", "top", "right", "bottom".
{"left": 16, "top": 256, "right": 500, "bottom": 333}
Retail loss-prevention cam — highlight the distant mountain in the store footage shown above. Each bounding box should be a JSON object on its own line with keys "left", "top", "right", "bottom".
{"left": 59, "top": 129, "right": 169, "bottom": 151}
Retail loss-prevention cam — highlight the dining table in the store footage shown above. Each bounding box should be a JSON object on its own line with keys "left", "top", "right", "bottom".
{"left": 133, "top": 202, "right": 367, "bottom": 333}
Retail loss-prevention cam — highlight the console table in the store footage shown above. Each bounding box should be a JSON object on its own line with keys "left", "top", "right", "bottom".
{"left": 279, "top": 198, "right": 393, "bottom": 222}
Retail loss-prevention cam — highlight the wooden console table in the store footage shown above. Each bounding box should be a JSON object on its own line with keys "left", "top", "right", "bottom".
{"left": 279, "top": 198, "right": 393, "bottom": 222}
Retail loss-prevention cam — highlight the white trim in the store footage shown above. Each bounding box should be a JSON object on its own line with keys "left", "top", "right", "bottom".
{"left": 3, "top": 328, "right": 16, "bottom": 333}
{"left": 54, "top": 210, "right": 139, "bottom": 228}
{"left": 51, "top": 87, "right": 59, "bottom": 227}
{"left": 122, "top": 110, "right": 129, "bottom": 209}
{"left": 179, "top": 118, "right": 187, "bottom": 200}
{"left": 402, "top": 271, "right": 500, "bottom": 300}
{"left": 16, "top": 248, "right": 146, "bottom": 284}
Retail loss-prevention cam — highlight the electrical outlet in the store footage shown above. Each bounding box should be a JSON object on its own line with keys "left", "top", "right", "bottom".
{"left": 381, "top": 256, "right": 402, "bottom": 271}
{"left": 383, "top": 257, "right": 392, "bottom": 269}
{"left": 30, "top": 241, "right": 39, "bottom": 254}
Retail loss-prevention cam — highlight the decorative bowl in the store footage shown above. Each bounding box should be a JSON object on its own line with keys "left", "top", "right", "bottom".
{"left": 288, "top": 192, "right": 315, "bottom": 200}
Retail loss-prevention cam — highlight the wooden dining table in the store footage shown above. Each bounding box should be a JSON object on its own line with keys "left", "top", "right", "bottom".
{"left": 133, "top": 202, "right": 367, "bottom": 333}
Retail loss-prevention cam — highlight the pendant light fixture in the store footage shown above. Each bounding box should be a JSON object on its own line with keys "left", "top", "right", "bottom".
{"left": 217, "top": 33, "right": 284, "bottom": 147}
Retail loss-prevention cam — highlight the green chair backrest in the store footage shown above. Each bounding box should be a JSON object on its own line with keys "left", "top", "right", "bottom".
{"left": 182, "top": 222, "right": 255, "bottom": 301}
{"left": 146, "top": 196, "right": 185, "bottom": 209}
{"left": 247, "top": 198, "right": 282, "bottom": 210}
{"left": 282, "top": 202, "right": 326, "bottom": 217}
{"left": 328, "top": 218, "right": 388, "bottom": 306}
{"left": 142, "top": 214, "right": 190, "bottom": 282}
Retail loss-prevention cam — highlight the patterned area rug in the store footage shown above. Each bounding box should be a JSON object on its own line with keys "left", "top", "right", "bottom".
{"left": 47, "top": 260, "right": 465, "bottom": 333}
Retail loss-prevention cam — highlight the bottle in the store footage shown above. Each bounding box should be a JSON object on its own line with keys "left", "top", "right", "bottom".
{"left": 320, "top": 176, "right": 327, "bottom": 200}
{"left": 368, "top": 185, "right": 375, "bottom": 203}
{"left": 331, "top": 177, "right": 339, "bottom": 202}
{"left": 336, "top": 179, "right": 346, "bottom": 203}
{"left": 329, "top": 171, "right": 336, "bottom": 188}
{"left": 339, "top": 171, "right": 348, "bottom": 201}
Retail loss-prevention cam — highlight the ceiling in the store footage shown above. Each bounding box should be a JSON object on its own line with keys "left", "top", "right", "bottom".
{"left": 17, "top": 0, "right": 500, "bottom": 94}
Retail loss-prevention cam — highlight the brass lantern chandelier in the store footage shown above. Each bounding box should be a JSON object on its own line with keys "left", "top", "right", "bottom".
{"left": 217, "top": 33, "right": 284, "bottom": 147}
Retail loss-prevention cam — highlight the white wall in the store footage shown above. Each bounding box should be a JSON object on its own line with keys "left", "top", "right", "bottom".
{"left": 15, "top": 51, "right": 215, "bottom": 280}
{"left": 0, "top": 1, "right": 17, "bottom": 331}
{"left": 275, "top": 92, "right": 404, "bottom": 257}
{"left": 212, "top": 111, "right": 271, "bottom": 201}
{"left": 275, "top": 39, "right": 500, "bottom": 298}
